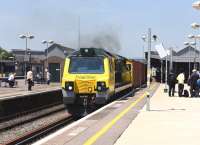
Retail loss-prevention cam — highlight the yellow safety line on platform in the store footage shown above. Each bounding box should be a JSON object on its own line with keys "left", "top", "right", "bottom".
{"left": 84, "top": 95, "right": 146, "bottom": 145}
{"left": 84, "top": 83, "right": 158, "bottom": 145}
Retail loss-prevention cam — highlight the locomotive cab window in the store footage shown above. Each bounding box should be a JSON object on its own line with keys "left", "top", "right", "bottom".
{"left": 69, "top": 57, "right": 104, "bottom": 74}
{"left": 126, "top": 64, "right": 131, "bottom": 71}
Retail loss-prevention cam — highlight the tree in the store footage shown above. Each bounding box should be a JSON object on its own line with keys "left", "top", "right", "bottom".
{"left": 0, "top": 47, "right": 13, "bottom": 60}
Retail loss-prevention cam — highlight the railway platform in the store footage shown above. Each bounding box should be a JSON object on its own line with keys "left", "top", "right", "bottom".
{"left": 0, "top": 79, "right": 61, "bottom": 101}
{"left": 0, "top": 80, "right": 62, "bottom": 120}
{"left": 34, "top": 83, "right": 159, "bottom": 145}
{"left": 115, "top": 84, "right": 200, "bottom": 145}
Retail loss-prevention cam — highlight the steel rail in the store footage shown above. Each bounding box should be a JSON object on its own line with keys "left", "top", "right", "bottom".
{"left": 4, "top": 115, "right": 73, "bottom": 145}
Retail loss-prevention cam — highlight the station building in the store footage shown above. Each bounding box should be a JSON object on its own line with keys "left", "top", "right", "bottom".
{"left": 149, "top": 45, "right": 199, "bottom": 82}
{"left": 11, "top": 43, "right": 75, "bottom": 82}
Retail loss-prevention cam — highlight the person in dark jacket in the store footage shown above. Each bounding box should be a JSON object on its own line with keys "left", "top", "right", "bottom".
{"left": 168, "top": 70, "right": 176, "bottom": 96}
{"left": 188, "top": 69, "right": 199, "bottom": 97}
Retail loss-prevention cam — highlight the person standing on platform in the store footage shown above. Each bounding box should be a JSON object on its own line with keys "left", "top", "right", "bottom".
{"left": 188, "top": 69, "right": 199, "bottom": 97}
{"left": 177, "top": 72, "right": 185, "bottom": 97}
{"left": 168, "top": 70, "right": 176, "bottom": 97}
{"left": 8, "top": 72, "right": 15, "bottom": 87}
{"left": 46, "top": 70, "right": 51, "bottom": 85}
{"left": 27, "top": 69, "right": 33, "bottom": 91}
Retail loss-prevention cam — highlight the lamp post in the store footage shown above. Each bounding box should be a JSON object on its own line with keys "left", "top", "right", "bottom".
{"left": 191, "top": 22, "right": 200, "bottom": 29}
{"left": 191, "top": 41, "right": 197, "bottom": 69}
{"left": 198, "top": 34, "right": 200, "bottom": 70}
{"left": 27, "top": 50, "right": 31, "bottom": 69}
{"left": 191, "top": 23, "right": 200, "bottom": 70}
{"left": 191, "top": 0, "right": 200, "bottom": 68}
{"left": 192, "top": 1, "right": 200, "bottom": 10}
{"left": 9, "top": 56, "right": 15, "bottom": 72}
{"left": 188, "top": 34, "right": 198, "bottom": 69}
{"left": 165, "top": 49, "right": 170, "bottom": 91}
{"left": 169, "top": 47, "right": 173, "bottom": 71}
{"left": 191, "top": 22, "right": 200, "bottom": 67}
{"left": 184, "top": 41, "right": 196, "bottom": 77}
{"left": 0, "top": 52, "right": 5, "bottom": 77}
{"left": 42, "top": 40, "right": 54, "bottom": 70}
{"left": 142, "top": 28, "right": 157, "bottom": 88}
{"left": 15, "top": 62, "right": 18, "bottom": 72}
{"left": 19, "top": 34, "right": 34, "bottom": 83}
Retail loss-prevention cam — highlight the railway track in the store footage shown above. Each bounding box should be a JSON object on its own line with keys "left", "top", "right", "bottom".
{"left": 0, "top": 104, "right": 72, "bottom": 145}
{"left": 0, "top": 102, "right": 63, "bottom": 122}
{"left": 4, "top": 115, "right": 73, "bottom": 145}
{"left": 0, "top": 104, "right": 65, "bottom": 131}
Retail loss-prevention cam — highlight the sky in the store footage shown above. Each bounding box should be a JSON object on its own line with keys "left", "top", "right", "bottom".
{"left": 0, "top": 0, "right": 199, "bottom": 58}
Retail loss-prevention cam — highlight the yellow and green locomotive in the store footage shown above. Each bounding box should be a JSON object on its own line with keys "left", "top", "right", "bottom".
{"left": 61, "top": 48, "right": 133, "bottom": 116}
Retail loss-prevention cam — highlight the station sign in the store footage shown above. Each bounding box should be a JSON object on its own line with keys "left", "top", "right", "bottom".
{"left": 155, "top": 43, "right": 167, "bottom": 59}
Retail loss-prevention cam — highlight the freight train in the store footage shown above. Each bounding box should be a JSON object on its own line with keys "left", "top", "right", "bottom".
{"left": 61, "top": 48, "right": 146, "bottom": 117}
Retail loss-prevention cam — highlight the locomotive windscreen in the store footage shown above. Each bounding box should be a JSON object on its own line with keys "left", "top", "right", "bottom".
{"left": 69, "top": 57, "right": 104, "bottom": 74}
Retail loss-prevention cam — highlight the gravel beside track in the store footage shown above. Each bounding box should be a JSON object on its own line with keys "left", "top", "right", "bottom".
{"left": 0, "top": 104, "right": 65, "bottom": 131}
{"left": 0, "top": 110, "right": 70, "bottom": 144}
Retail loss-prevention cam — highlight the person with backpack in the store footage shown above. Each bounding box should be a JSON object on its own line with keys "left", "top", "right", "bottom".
{"left": 197, "top": 78, "right": 200, "bottom": 96}
{"left": 188, "top": 69, "right": 199, "bottom": 97}
{"left": 177, "top": 71, "right": 185, "bottom": 97}
{"left": 168, "top": 70, "right": 176, "bottom": 97}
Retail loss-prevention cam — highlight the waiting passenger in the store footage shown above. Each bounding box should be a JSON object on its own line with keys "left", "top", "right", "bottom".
{"left": 168, "top": 70, "right": 176, "bottom": 97}
{"left": 177, "top": 72, "right": 185, "bottom": 97}
{"left": 27, "top": 69, "right": 33, "bottom": 91}
{"left": 8, "top": 72, "right": 15, "bottom": 88}
{"left": 46, "top": 71, "right": 51, "bottom": 85}
{"left": 188, "top": 69, "right": 199, "bottom": 97}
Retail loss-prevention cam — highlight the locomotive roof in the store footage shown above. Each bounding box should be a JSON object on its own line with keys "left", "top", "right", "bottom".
{"left": 69, "top": 48, "right": 127, "bottom": 61}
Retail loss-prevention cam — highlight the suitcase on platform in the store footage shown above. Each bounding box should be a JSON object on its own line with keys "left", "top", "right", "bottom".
{"left": 183, "top": 90, "right": 189, "bottom": 97}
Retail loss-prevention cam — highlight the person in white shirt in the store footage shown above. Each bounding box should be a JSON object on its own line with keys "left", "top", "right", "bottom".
{"left": 27, "top": 69, "right": 33, "bottom": 91}
{"left": 8, "top": 73, "right": 15, "bottom": 87}
{"left": 177, "top": 72, "right": 185, "bottom": 97}
{"left": 46, "top": 71, "right": 51, "bottom": 85}
{"left": 8, "top": 73, "right": 14, "bottom": 81}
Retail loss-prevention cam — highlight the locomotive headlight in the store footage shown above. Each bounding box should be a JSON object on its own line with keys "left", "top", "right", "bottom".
{"left": 65, "top": 82, "right": 74, "bottom": 91}
{"left": 68, "top": 86, "right": 73, "bottom": 90}
{"left": 97, "top": 86, "right": 102, "bottom": 91}
{"left": 101, "top": 82, "right": 105, "bottom": 86}
{"left": 97, "top": 82, "right": 106, "bottom": 92}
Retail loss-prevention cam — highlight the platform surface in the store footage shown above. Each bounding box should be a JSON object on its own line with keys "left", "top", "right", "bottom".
{"left": 115, "top": 84, "right": 200, "bottom": 145}
{"left": 0, "top": 79, "right": 61, "bottom": 100}
{"left": 34, "top": 83, "right": 159, "bottom": 145}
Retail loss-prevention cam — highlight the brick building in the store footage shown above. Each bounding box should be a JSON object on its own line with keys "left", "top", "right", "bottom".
{"left": 12, "top": 43, "right": 75, "bottom": 82}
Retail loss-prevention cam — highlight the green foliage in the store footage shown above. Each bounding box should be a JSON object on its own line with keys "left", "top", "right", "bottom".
{"left": 0, "top": 47, "right": 13, "bottom": 59}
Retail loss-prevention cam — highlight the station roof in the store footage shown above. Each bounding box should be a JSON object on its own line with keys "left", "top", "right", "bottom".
{"left": 11, "top": 43, "right": 75, "bottom": 62}
{"left": 148, "top": 46, "right": 200, "bottom": 62}
{"left": 11, "top": 49, "right": 44, "bottom": 55}
{"left": 44, "top": 43, "right": 74, "bottom": 55}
